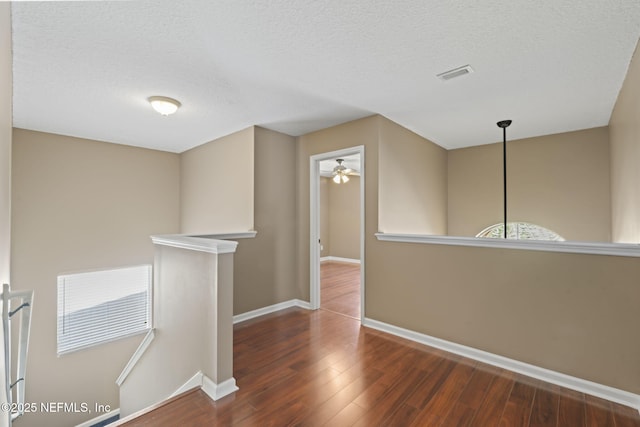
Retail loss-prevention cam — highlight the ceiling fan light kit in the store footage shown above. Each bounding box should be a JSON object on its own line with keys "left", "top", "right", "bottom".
{"left": 333, "top": 174, "right": 349, "bottom": 184}
{"left": 332, "top": 159, "right": 352, "bottom": 184}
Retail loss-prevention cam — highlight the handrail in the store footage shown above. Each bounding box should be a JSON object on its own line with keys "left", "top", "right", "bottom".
{"left": 116, "top": 328, "right": 155, "bottom": 386}
{"left": 2, "top": 283, "right": 34, "bottom": 423}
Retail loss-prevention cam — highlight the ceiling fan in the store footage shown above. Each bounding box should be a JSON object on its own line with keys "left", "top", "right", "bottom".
{"left": 332, "top": 159, "right": 353, "bottom": 184}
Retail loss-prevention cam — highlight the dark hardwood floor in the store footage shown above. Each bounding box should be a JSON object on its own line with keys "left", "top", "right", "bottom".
{"left": 118, "top": 265, "right": 640, "bottom": 426}
{"left": 320, "top": 261, "right": 360, "bottom": 319}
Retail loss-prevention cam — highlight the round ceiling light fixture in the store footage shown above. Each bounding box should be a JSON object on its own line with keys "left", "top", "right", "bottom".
{"left": 148, "top": 96, "right": 181, "bottom": 116}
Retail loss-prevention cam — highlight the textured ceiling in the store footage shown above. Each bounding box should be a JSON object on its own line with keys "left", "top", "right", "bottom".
{"left": 11, "top": 0, "right": 640, "bottom": 153}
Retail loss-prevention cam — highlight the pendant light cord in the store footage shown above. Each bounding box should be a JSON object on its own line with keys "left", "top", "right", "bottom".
{"left": 503, "top": 127, "right": 507, "bottom": 239}
{"left": 497, "top": 120, "right": 512, "bottom": 239}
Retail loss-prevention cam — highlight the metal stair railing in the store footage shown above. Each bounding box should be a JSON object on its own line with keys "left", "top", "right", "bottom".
{"left": 2, "top": 284, "right": 34, "bottom": 424}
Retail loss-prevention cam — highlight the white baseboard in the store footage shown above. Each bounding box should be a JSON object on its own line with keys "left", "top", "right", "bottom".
{"left": 171, "top": 371, "right": 238, "bottom": 401}
{"left": 75, "top": 408, "right": 120, "bottom": 427}
{"left": 202, "top": 376, "right": 238, "bottom": 401}
{"left": 211, "top": 300, "right": 640, "bottom": 411}
{"left": 233, "top": 299, "right": 312, "bottom": 324}
{"left": 320, "top": 256, "right": 360, "bottom": 264}
{"left": 363, "top": 317, "right": 640, "bottom": 411}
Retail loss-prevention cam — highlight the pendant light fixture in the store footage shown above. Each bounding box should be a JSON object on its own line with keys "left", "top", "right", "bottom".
{"left": 497, "top": 120, "right": 512, "bottom": 238}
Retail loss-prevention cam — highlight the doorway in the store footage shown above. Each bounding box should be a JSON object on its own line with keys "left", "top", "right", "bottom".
{"left": 309, "top": 146, "right": 364, "bottom": 322}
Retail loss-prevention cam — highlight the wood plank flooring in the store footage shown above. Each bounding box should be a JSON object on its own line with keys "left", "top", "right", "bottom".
{"left": 320, "top": 261, "right": 360, "bottom": 319}
{"left": 118, "top": 265, "right": 640, "bottom": 427}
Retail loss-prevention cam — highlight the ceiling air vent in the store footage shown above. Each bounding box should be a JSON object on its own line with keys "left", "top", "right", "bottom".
{"left": 437, "top": 64, "right": 474, "bottom": 81}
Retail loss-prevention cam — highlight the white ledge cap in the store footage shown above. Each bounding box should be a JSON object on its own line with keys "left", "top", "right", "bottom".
{"left": 151, "top": 234, "right": 239, "bottom": 254}
{"left": 375, "top": 233, "right": 640, "bottom": 258}
{"left": 192, "top": 231, "right": 257, "bottom": 240}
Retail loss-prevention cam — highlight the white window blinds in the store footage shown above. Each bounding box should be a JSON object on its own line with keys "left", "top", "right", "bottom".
{"left": 57, "top": 264, "right": 152, "bottom": 355}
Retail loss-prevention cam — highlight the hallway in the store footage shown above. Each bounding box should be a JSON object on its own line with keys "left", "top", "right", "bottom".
{"left": 320, "top": 261, "right": 360, "bottom": 319}
{"left": 116, "top": 307, "right": 640, "bottom": 426}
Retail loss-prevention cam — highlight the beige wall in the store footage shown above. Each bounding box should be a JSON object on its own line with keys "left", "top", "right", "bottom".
{"left": 0, "top": 4, "right": 10, "bottom": 427}
{"left": 180, "top": 127, "right": 254, "bottom": 234}
{"left": 610, "top": 41, "right": 640, "bottom": 243}
{"left": 448, "top": 142, "right": 502, "bottom": 237}
{"left": 367, "top": 241, "right": 640, "bottom": 394}
{"left": 378, "top": 116, "right": 448, "bottom": 235}
{"left": 297, "top": 116, "right": 380, "bottom": 302}
{"left": 11, "top": 129, "right": 180, "bottom": 427}
{"left": 231, "top": 127, "right": 298, "bottom": 315}
{"left": 328, "top": 175, "right": 360, "bottom": 259}
{"left": 448, "top": 127, "right": 611, "bottom": 242}
{"left": 297, "top": 114, "right": 640, "bottom": 395}
{"left": 320, "top": 175, "right": 360, "bottom": 259}
{"left": 120, "top": 246, "right": 234, "bottom": 417}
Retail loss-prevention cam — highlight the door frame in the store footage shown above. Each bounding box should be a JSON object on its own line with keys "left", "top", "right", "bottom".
{"left": 309, "top": 145, "right": 365, "bottom": 322}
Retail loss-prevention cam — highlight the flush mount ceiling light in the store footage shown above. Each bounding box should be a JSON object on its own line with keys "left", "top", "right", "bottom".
{"left": 436, "top": 64, "right": 474, "bottom": 81}
{"left": 332, "top": 159, "right": 352, "bottom": 184}
{"left": 148, "top": 96, "right": 181, "bottom": 116}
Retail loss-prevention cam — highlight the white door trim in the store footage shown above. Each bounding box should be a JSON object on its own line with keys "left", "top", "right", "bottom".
{"left": 309, "top": 146, "right": 365, "bottom": 322}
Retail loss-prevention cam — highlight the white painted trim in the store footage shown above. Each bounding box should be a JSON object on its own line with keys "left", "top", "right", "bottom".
{"left": 114, "top": 372, "right": 237, "bottom": 425}
{"left": 116, "top": 329, "right": 155, "bottom": 386}
{"left": 310, "top": 155, "right": 321, "bottom": 310}
{"left": 151, "top": 234, "right": 238, "bottom": 254}
{"left": 358, "top": 150, "right": 365, "bottom": 324}
{"left": 363, "top": 317, "right": 640, "bottom": 411}
{"left": 320, "top": 256, "right": 361, "bottom": 264}
{"left": 193, "top": 231, "right": 257, "bottom": 240}
{"left": 375, "top": 233, "right": 640, "bottom": 258}
{"left": 310, "top": 146, "right": 366, "bottom": 322}
{"left": 74, "top": 408, "right": 120, "bottom": 427}
{"left": 170, "top": 371, "right": 205, "bottom": 397}
{"left": 169, "top": 371, "right": 238, "bottom": 401}
{"left": 233, "top": 299, "right": 312, "bottom": 324}
{"left": 202, "top": 376, "right": 238, "bottom": 401}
